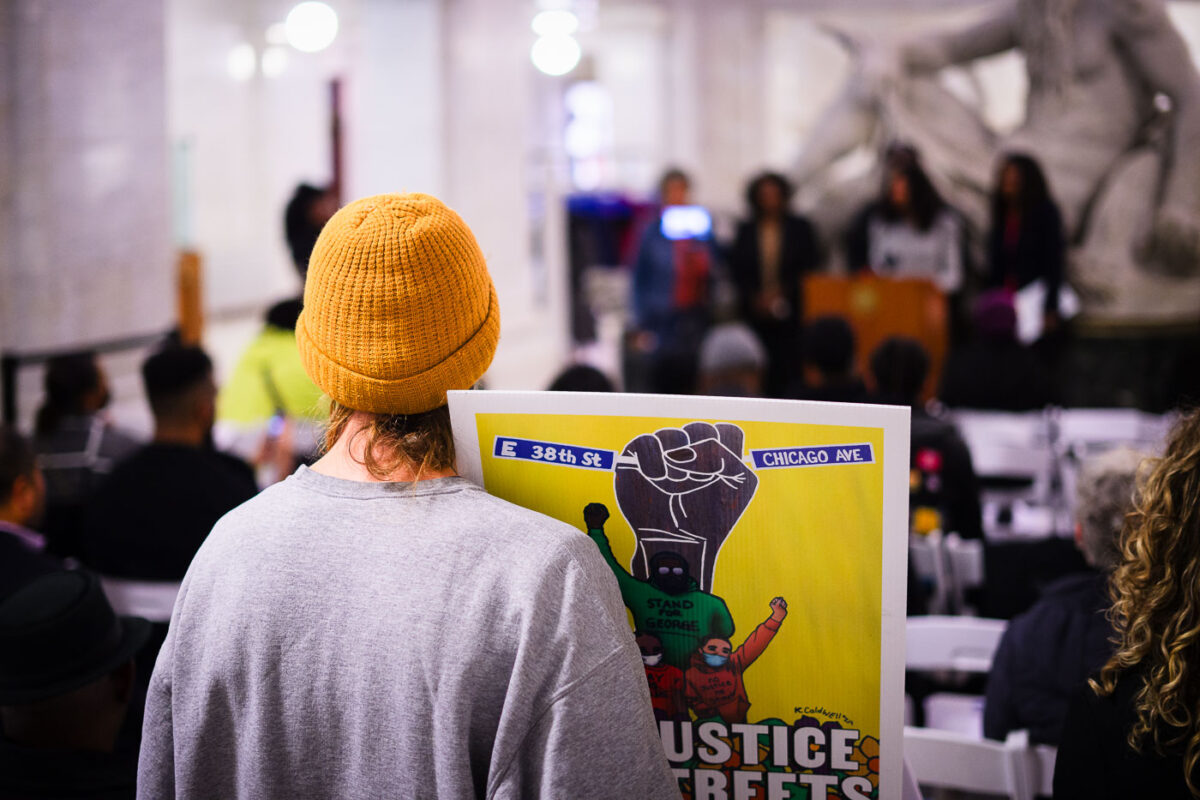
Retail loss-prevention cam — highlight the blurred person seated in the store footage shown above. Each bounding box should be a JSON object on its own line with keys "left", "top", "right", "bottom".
{"left": 284, "top": 184, "right": 337, "bottom": 278}
{"left": 32, "top": 353, "right": 139, "bottom": 558}
{"left": 0, "top": 426, "right": 60, "bottom": 600}
{"left": 987, "top": 153, "right": 1065, "bottom": 336}
{"left": 546, "top": 364, "right": 615, "bottom": 393}
{"left": 939, "top": 289, "right": 1056, "bottom": 410}
{"left": 215, "top": 299, "right": 325, "bottom": 483}
{"left": 0, "top": 571, "right": 149, "bottom": 800}
{"left": 629, "top": 168, "right": 723, "bottom": 395}
{"left": 791, "top": 315, "right": 868, "bottom": 403}
{"left": 728, "top": 171, "right": 821, "bottom": 397}
{"left": 696, "top": 323, "right": 767, "bottom": 398}
{"left": 1055, "top": 410, "right": 1200, "bottom": 798}
{"left": 871, "top": 337, "right": 982, "bottom": 539}
{"left": 81, "top": 346, "right": 258, "bottom": 581}
{"left": 984, "top": 447, "right": 1143, "bottom": 745}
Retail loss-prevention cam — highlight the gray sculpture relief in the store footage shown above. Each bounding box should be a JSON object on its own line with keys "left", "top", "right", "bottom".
{"left": 792, "top": 0, "right": 1200, "bottom": 324}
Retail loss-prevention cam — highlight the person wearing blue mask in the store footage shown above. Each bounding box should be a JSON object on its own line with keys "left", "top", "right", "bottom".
{"left": 685, "top": 597, "right": 788, "bottom": 724}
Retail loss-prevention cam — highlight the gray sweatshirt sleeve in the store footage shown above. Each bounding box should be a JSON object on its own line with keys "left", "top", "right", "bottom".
{"left": 487, "top": 536, "right": 680, "bottom": 800}
{"left": 488, "top": 647, "right": 680, "bottom": 799}
{"left": 137, "top": 653, "right": 177, "bottom": 798}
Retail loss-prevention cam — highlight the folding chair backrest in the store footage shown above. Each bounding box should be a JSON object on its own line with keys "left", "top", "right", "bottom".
{"left": 944, "top": 533, "right": 985, "bottom": 613}
{"left": 905, "top": 615, "right": 1007, "bottom": 673}
{"left": 100, "top": 576, "right": 180, "bottom": 623}
{"left": 909, "top": 531, "right": 949, "bottom": 615}
{"left": 904, "top": 726, "right": 1034, "bottom": 800}
{"left": 1033, "top": 743, "right": 1057, "bottom": 798}
{"left": 1056, "top": 409, "right": 1169, "bottom": 450}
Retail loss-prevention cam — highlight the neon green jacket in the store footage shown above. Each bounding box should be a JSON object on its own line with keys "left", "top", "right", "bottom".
{"left": 216, "top": 327, "right": 325, "bottom": 424}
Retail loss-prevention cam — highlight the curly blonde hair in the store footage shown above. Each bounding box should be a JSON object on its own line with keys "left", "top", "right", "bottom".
{"left": 1093, "top": 409, "right": 1200, "bottom": 795}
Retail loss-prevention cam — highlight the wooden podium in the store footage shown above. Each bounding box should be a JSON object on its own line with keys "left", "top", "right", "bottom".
{"left": 803, "top": 274, "right": 948, "bottom": 400}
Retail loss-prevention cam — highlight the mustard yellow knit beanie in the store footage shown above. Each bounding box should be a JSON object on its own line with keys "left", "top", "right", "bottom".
{"left": 295, "top": 193, "right": 499, "bottom": 415}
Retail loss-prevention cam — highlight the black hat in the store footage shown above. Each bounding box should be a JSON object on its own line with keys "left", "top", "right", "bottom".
{"left": 0, "top": 571, "right": 150, "bottom": 705}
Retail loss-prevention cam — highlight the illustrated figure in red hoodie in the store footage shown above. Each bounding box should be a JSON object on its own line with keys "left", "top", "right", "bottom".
{"left": 685, "top": 597, "right": 787, "bottom": 724}
{"left": 636, "top": 631, "right": 688, "bottom": 722}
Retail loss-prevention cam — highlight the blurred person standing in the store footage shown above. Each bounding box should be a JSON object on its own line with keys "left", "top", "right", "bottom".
{"left": 0, "top": 571, "right": 148, "bottom": 800}
{"left": 0, "top": 426, "right": 60, "bottom": 600}
{"left": 81, "top": 346, "right": 257, "bottom": 582}
{"left": 728, "top": 172, "right": 821, "bottom": 397}
{"left": 138, "top": 194, "right": 677, "bottom": 799}
{"left": 32, "top": 352, "right": 139, "bottom": 558}
{"left": 284, "top": 183, "right": 337, "bottom": 278}
{"left": 1055, "top": 410, "right": 1200, "bottom": 797}
{"left": 629, "top": 168, "right": 722, "bottom": 395}
{"left": 987, "top": 153, "right": 1066, "bottom": 335}
{"left": 984, "top": 447, "right": 1143, "bottom": 745}
{"left": 859, "top": 157, "right": 965, "bottom": 294}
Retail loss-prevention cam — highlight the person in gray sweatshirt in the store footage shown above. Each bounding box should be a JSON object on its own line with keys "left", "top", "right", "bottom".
{"left": 136, "top": 193, "right": 680, "bottom": 800}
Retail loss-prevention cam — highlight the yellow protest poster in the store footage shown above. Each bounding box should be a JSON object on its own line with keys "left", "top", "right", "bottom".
{"left": 449, "top": 391, "right": 910, "bottom": 800}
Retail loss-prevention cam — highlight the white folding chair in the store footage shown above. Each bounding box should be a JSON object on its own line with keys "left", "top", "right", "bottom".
{"left": 1056, "top": 408, "right": 1169, "bottom": 450}
{"left": 907, "top": 615, "right": 1007, "bottom": 737}
{"left": 923, "top": 693, "right": 986, "bottom": 739}
{"left": 910, "top": 531, "right": 949, "bottom": 615}
{"left": 951, "top": 410, "right": 1052, "bottom": 513}
{"left": 99, "top": 576, "right": 180, "bottom": 623}
{"left": 904, "top": 726, "right": 1035, "bottom": 800}
{"left": 943, "top": 533, "right": 984, "bottom": 614}
{"left": 906, "top": 615, "right": 1006, "bottom": 673}
{"left": 1033, "top": 743, "right": 1057, "bottom": 798}
{"left": 901, "top": 757, "right": 923, "bottom": 800}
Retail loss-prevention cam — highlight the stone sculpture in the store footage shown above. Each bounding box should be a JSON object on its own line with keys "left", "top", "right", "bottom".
{"left": 792, "top": 0, "right": 1200, "bottom": 324}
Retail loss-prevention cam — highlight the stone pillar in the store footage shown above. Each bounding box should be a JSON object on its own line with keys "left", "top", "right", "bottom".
{"left": 0, "top": 0, "right": 173, "bottom": 353}
{"left": 442, "top": 0, "right": 569, "bottom": 390}
{"left": 345, "top": 0, "right": 446, "bottom": 199}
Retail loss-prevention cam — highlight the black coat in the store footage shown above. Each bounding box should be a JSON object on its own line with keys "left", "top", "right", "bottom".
{"left": 82, "top": 443, "right": 258, "bottom": 581}
{"left": 1054, "top": 664, "right": 1195, "bottom": 798}
{"left": 987, "top": 202, "right": 1065, "bottom": 313}
{"left": 983, "top": 571, "right": 1114, "bottom": 745}
{"left": 0, "top": 531, "right": 61, "bottom": 601}
{"left": 728, "top": 215, "right": 820, "bottom": 397}
{"left": 728, "top": 215, "right": 820, "bottom": 325}
{"left": 910, "top": 410, "right": 983, "bottom": 540}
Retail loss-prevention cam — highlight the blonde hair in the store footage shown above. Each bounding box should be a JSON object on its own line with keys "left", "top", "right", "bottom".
{"left": 322, "top": 401, "right": 456, "bottom": 480}
{"left": 1093, "top": 409, "right": 1200, "bottom": 795}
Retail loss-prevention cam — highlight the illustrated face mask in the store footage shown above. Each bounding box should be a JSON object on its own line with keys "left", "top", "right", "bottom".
{"left": 703, "top": 653, "right": 729, "bottom": 668}
{"left": 642, "top": 653, "right": 664, "bottom": 667}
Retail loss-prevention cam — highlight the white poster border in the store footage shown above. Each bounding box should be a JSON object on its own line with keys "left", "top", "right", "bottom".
{"left": 448, "top": 389, "right": 911, "bottom": 800}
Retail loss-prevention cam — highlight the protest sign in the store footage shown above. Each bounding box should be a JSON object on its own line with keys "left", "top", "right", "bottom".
{"left": 449, "top": 391, "right": 910, "bottom": 799}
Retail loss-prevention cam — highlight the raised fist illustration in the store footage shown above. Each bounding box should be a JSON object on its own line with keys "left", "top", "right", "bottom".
{"left": 615, "top": 421, "right": 758, "bottom": 592}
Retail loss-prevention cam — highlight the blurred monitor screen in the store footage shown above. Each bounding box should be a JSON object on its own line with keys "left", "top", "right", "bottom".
{"left": 660, "top": 206, "right": 712, "bottom": 240}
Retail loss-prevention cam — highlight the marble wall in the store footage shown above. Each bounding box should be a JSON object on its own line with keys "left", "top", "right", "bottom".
{"left": 0, "top": 0, "right": 173, "bottom": 354}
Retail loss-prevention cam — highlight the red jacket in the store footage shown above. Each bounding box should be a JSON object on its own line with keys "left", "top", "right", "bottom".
{"left": 685, "top": 616, "right": 781, "bottom": 724}
{"left": 644, "top": 663, "right": 686, "bottom": 719}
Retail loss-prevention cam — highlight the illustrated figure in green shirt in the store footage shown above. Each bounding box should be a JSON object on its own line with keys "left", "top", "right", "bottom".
{"left": 584, "top": 502, "right": 734, "bottom": 670}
